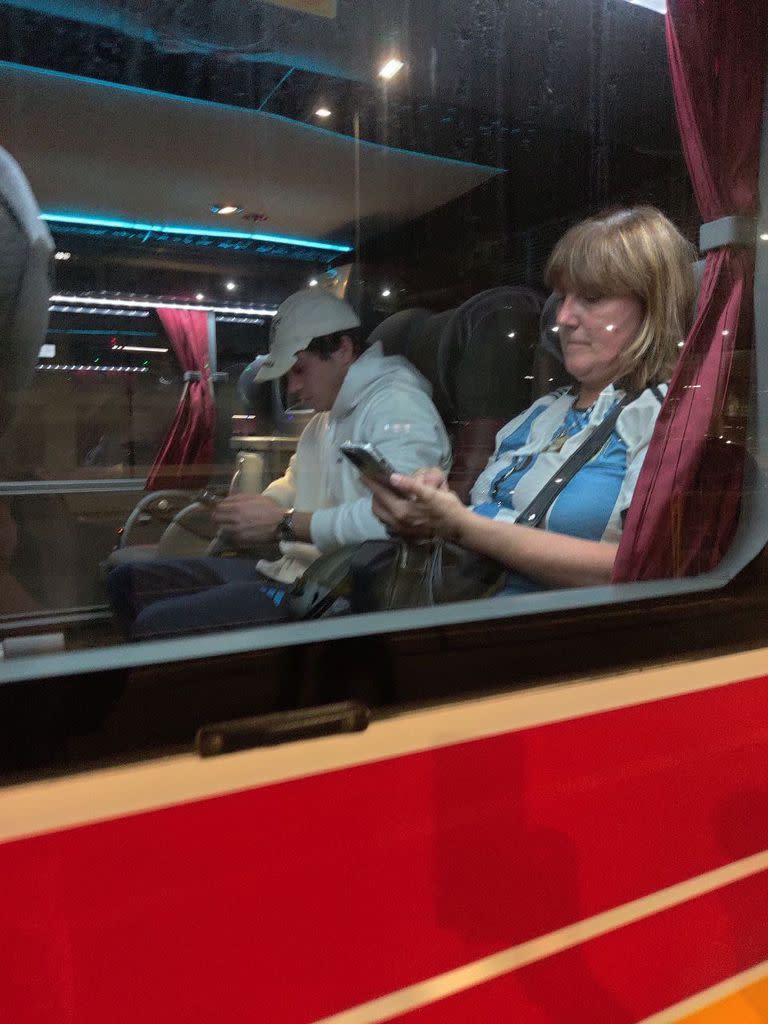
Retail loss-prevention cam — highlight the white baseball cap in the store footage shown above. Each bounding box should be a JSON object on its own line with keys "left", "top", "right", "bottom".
{"left": 254, "top": 288, "right": 361, "bottom": 382}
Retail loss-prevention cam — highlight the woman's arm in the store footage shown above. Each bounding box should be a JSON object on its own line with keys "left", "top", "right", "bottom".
{"left": 367, "top": 474, "right": 617, "bottom": 589}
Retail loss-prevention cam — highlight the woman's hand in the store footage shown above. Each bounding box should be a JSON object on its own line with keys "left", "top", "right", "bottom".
{"left": 365, "top": 471, "right": 469, "bottom": 542}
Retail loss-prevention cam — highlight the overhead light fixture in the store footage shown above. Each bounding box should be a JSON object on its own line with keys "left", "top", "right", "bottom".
{"left": 314, "top": 107, "right": 332, "bottom": 119}
{"left": 308, "top": 278, "right": 319, "bottom": 287}
{"left": 210, "top": 204, "right": 242, "bottom": 216}
{"left": 195, "top": 293, "right": 205, "bottom": 301}
{"left": 112, "top": 344, "right": 169, "bottom": 353}
{"left": 42, "top": 214, "right": 353, "bottom": 256}
{"left": 225, "top": 281, "right": 237, "bottom": 291}
{"left": 381, "top": 288, "right": 391, "bottom": 298}
{"left": 378, "top": 58, "right": 404, "bottom": 80}
{"left": 54, "top": 251, "right": 71, "bottom": 261}
{"left": 49, "top": 294, "right": 277, "bottom": 317}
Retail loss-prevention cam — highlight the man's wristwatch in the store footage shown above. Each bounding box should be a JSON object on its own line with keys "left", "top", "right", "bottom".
{"left": 277, "top": 507, "right": 296, "bottom": 542}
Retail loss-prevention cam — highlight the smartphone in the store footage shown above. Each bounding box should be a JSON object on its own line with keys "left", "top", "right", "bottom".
{"left": 340, "top": 442, "right": 398, "bottom": 484}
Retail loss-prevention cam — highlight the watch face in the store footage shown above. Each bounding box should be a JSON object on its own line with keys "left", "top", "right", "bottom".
{"left": 278, "top": 510, "right": 295, "bottom": 541}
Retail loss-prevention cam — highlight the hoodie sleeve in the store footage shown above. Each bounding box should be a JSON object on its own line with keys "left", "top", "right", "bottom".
{"left": 261, "top": 453, "right": 297, "bottom": 508}
{"left": 309, "top": 389, "right": 451, "bottom": 552}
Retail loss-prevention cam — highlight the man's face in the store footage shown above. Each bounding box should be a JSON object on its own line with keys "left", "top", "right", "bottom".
{"left": 286, "top": 345, "right": 350, "bottom": 412}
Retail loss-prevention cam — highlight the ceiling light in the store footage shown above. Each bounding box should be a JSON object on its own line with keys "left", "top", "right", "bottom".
{"left": 54, "top": 251, "right": 71, "bottom": 261}
{"left": 49, "top": 294, "right": 277, "bottom": 316}
{"left": 378, "top": 58, "right": 404, "bottom": 80}
{"left": 381, "top": 288, "right": 391, "bottom": 297}
{"left": 225, "top": 281, "right": 237, "bottom": 291}
{"left": 210, "top": 205, "right": 242, "bottom": 216}
{"left": 195, "top": 293, "right": 205, "bottom": 301}
{"left": 507, "top": 332, "right": 516, "bottom": 339}
{"left": 314, "top": 107, "right": 332, "bottom": 119}
{"left": 308, "top": 278, "right": 319, "bottom": 287}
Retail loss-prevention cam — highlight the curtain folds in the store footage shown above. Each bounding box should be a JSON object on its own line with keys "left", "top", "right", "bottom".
{"left": 613, "top": 0, "right": 767, "bottom": 581}
{"left": 146, "top": 308, "right": 216, "bottom": 491}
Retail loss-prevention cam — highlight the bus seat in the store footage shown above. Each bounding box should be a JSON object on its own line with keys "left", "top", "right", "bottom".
{"left": 102, "top": 451, "right": 266, "bottom": 571}
{"left": 374, "top": 287, "right": 547, "bottom": 501}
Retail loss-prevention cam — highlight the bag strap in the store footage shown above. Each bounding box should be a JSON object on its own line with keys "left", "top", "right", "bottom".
{"left": 517, "top": 391, "right": 635, "bottom": 529}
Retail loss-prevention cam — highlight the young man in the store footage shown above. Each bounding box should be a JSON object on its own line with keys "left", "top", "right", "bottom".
{"left": 108, "top": 288, "right": 451, "bottom": 637}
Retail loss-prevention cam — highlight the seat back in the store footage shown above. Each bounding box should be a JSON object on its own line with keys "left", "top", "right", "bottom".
{"left": 372, "top": 287, "right": 546, "bottom": 501}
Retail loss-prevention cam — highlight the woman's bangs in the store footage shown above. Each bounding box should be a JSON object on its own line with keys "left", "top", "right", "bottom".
{"left": 547, "top": 226, "right": 617, "bottom": 298}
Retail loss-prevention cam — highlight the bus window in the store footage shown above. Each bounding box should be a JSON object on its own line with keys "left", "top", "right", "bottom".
{"left": 0, "top": 1, "right": 764, "bottom": 771}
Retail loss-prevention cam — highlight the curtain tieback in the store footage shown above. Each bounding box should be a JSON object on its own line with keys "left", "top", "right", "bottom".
{"left": 699, "top": 215, "right": 757, "bottom": 252}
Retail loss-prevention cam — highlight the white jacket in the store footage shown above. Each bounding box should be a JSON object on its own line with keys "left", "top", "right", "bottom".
{"left": 257, "top": 341, "right": 451, "bottom": 583}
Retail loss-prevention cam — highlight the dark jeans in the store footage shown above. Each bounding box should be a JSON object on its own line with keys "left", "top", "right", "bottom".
{"left": 106, "top": 557, "right": 293, "bottom": 640}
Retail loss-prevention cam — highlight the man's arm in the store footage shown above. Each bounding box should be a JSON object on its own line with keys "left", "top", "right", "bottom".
{"left": 310, "top": 390, "right": 450, "bottom": 551}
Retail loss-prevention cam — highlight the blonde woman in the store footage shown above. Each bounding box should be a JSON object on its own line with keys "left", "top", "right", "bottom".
{"left": 367, "top": 207, "right": 696, "bottom": 595}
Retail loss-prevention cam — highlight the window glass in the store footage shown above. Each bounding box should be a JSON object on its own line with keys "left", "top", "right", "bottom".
{"left": 0, "top": 0, "right": 756, "bottom": 676}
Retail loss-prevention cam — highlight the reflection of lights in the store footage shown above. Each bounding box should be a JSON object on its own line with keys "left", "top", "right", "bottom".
{"left": 761, "top": 233, "right": 768, "bottom": 241}
{"left": 381, "top": 288, "right": 391, "bottom": 297}
{"left": 507, "top": 332, "right": 516, "bottom": 339}
{"left": 111, "top": 344, "right": 169, "bottom": 353}
{"left": 195, "top": 293, "right": 205, "bottom": 301}
{"left": 54, "top": 251, "right": 71, "bottom": 261}
{"left": 378, "top": 58, "right": 404, "bottom": 80}
{"left": 49, "top": 304, "right": 150, "bottom": 317}
{"left": 225, "top": 281, "right": 237, "bottom": 291}
{"left": 49, "top": 295, "right": 277, "bottom": 316}
{"left": 678, "top": 340, "right": 685, "bottom": 348}
{"left": 210, "top": 205, "right": 242, "bottom": 216}
{"left": 314, "top": 107, "right": 332, "bottom": 118}
{"left": 722, "top": 329, "right": 731, "bottom": 336}
{"left": 606, "top": 324, "right": 615, "bottom": 332}
{"left": 308, "top": 279, "right": 319, "bottom": 287}
{"left": 37, "top": 364, "right": 149, "bottom": 373}
{"left": 215, "top": 315, "right": 265, "bottom": 325}
{"left": 524, "top": 375, "right": 534, "bottom": 381}
{"left": 626, "top": 0, "right": 666, "bottom": 12}
{"left": 551, "top": 326, "right": 560, "bottom": 333}
{"left": 42, "top": 213, "right": 353, "bottom": 255}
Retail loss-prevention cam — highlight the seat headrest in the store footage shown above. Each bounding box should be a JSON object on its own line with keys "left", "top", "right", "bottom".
{"left": 369, "top": 288, "right": 546, "bottom": 423}
{"left": 0, "top": 147, "right": 54, "bottom": 437}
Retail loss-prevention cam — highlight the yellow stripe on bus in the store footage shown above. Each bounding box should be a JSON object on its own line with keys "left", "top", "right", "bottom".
{"left": 675, "top": 976, "right": 768, "bottom": 1023}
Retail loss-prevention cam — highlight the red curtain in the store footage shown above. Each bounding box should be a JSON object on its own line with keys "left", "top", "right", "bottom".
{"left": 146, "top": 308, "right": 216, "bottom": 491}
{"left": 613, "top": 0, "right": 767, "bottom": 582}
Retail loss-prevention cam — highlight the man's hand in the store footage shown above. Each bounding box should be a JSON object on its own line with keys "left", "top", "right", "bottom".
{"left": 212, "top": 494, "right": 286, "bottom": 545}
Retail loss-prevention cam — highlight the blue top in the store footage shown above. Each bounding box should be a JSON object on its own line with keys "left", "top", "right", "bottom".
{"left": 468, "top": 384, "right": 665, "bottom": 595}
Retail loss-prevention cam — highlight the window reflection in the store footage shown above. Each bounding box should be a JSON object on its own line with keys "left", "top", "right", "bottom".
{"left": 0, "top": 0, "right": 702, "bottom": 642}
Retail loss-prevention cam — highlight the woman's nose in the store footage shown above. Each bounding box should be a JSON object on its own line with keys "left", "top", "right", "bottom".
{"left": 556, "top": 294, "right": 579, "bottom": 327}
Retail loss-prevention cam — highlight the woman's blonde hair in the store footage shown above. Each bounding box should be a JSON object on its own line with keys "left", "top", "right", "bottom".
{"left": 544, "top": 206, "right": 697, "bottom": 393}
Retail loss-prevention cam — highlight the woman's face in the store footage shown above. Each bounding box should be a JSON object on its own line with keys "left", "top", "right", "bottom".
{"left": 555, "top": 291, "right": 644, "bottom": 394}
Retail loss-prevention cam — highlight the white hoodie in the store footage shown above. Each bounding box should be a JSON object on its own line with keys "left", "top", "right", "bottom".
{"left": 256, "top": 341, "right": 451, "bottom": 583}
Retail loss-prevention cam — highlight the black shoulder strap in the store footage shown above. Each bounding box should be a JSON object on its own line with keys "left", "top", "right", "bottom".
{"left": 517, "top": 392, "right": 635, "bottom": 530}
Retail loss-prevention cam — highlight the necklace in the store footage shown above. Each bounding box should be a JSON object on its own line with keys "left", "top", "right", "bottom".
{"left": 543, "top": 406, "right": 592, "bottom": 453}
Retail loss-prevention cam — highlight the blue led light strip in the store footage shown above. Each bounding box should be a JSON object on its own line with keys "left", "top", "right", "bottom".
{"left": 41, "top": 213, "right": 353, "bottom": 255}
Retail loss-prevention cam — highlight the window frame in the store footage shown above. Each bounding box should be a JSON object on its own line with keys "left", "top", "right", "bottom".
{"left": 1, "top": 17, "right": 767, "bottom": 690}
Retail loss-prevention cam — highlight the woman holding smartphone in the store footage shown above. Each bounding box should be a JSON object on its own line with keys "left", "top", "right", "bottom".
{"left": 365, "top": 207, "right": 696, "bottom": 596}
